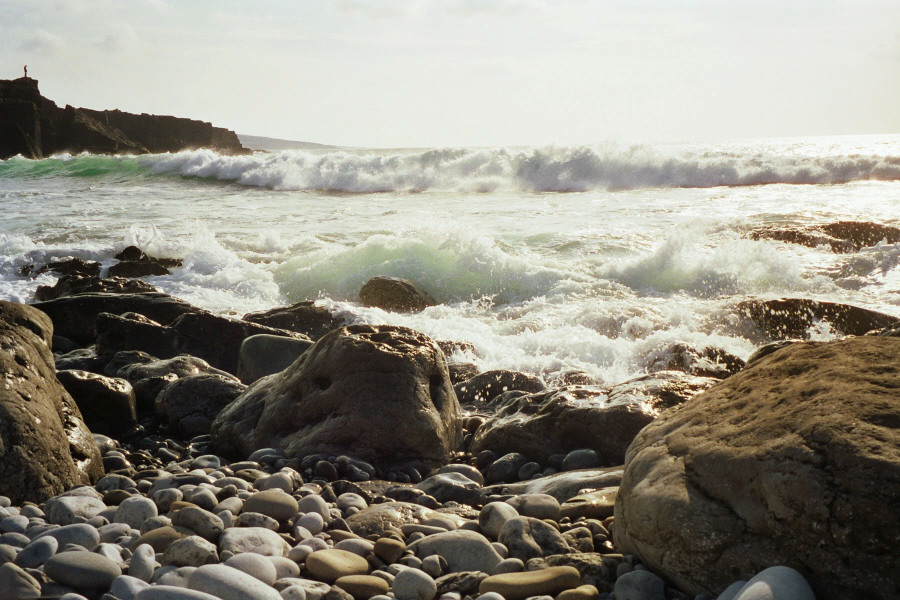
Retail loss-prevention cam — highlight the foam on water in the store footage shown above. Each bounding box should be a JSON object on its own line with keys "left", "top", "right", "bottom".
{"left": 137, "top": 143, "right": 900, "bottom": 193}
{"left": 1, "top": 135, "right": 898, "bottom": 384}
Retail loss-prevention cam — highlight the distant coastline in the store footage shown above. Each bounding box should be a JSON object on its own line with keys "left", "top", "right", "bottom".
{"left": 238, "top": 134, "right": 339, "bottom": 152}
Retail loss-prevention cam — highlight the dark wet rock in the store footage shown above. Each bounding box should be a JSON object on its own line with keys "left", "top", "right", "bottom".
{"left": 103, "top": 349, "right": 157, "bottom": 377}
{"left": 119, "top": 355, "right": 233, "bottom": 412}
{"left": 30, "top": 257, "right": 102, "bottom": 278}
{"left": 642, "top": 342, "right": 745, "bottom": 379}
{"left": 236, "top": 334, "right": 314, "bottom": 384}
{"left": 483, "top": 467, "right": 620, "bottom": 505}
{"left": 171, "top": 311, "right": 310, "bottom": 375}
{"left": 547, "top": 370, "right": 602, "bottom": 387}
{"left": 0, "top": 301, "right": 103, "bottom": 504}
{"left": 436, "top": 340, "right": 477, "bottom": 359}
{"left": 484, "top": 452, "right": 528, "bottom": 485}
{"left": 359, "top": 276, "right": 437, "bottom": 312}
{"left": 94, "top": 308, "right": 310, "bottom": 375}
{"left": 447, "top": 362, "right": 479, "bottom": 386}
{"left": 471, "top": 372, "right": 716, "bottom": 465}
{"left": 32, "top": 292, "right": 201, "bottom": 345}
{"left": 55, "top": 370, "right": 137, "bottom": 436}
{"left": 155, "top": 374, "right": 247, "bottom": 437}
{"left": 95, "top": 312, "right": 176, "bottom": 359}
{"left": 35, "top": 273, "right": 161, "bottom": 301}
{"left": 738, "top": 297, "right": 899, "bottom": 340}
{"left": 876, "top": 321, "right": 900, "bottom": 337}
{"left": 51, "top": 335, "right": 80, "bottom": 353}
{"left": 455, "top": 370, "right": 547, "bottom": 405}
{"left": 746, "top": 340, "right": 800, "bottom": 366}
{"left": 750, "top": 220, "right": 900, "bottom": 253}
{"left": 614, "top": 337, "right": 900, "bottom": 600}
{"left": 243, "top": 301, "right": 349, "bottom": 340}
{"left": 54, "top": 348, "right": 108, "bottom": 373}
{"left": 211, "top": 324, "right": 463, "bottom": 470}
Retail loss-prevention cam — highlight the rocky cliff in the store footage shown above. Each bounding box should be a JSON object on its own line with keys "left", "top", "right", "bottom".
{"left": 0, "top": 77, "right": 247, "bottom": 159}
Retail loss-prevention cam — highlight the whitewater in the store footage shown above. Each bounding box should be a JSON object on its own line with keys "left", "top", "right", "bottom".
{"left": 1, "top": 135, "right": 899, "bottom": 385}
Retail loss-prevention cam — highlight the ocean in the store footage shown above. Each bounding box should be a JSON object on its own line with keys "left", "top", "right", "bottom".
{"left": 1, "top": 135, "right": 898, "bottom": 385}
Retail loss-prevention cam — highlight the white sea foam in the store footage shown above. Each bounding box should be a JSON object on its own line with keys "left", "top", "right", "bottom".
{"left": 139, "top": 142, "right": 900, "bottom": 193}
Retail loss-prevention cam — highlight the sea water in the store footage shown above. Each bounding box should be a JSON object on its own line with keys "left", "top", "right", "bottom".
{"left": 1, "top": 135, "right": 898, "bottom": 385}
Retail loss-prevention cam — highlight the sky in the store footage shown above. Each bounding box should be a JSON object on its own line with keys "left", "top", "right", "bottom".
{"left": 2, "top": 0, "right": 899, "bottom": 147}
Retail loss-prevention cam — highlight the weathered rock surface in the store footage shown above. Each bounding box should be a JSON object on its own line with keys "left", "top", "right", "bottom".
{"left": 455, "top": 370, "right": 546, "bottom": 405}
{"left": 55, "top": 369, "right": 137, "bottom": 436}
{"left": 35, "top": 274, "right": 160, "bottom": 302}
{"left": 32, "top": 292, "right": 201, "bottom": 345}
{"left": 0, "top": 77, "right": 247, "bottom": 160}
{"left": 749, "top": 220, "right": 900, "bottom": 253}
{"left": 738, "top": 297, "right": 899, "bottom": 340}
{"left": 211, "top": 325, "right": 462, "bottom": 469}
{"left": 108, "top": 246, "right": 184, "bottom": 278}
{"left": 243, "top": 301, "right": 349, "bottom": 340}
{"left": 0, "top": 301, "right": 104, "bottom": 504}
{"left": 614, "top": 337, "right": 900, "bottom": 600}
{"left": 471, "top": 372, "right": 716, "bottom": 464}
{"left": 119, "top": 355, "right": 233, "bottom": 412}
{"left": 359, "top": 276, "right": 436, "bottom": 312}
{"left": 155, "top": 374, "right": 247, "bottom": 436}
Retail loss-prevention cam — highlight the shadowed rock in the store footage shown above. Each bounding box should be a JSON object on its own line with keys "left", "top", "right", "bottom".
{"left": 749, "top": 220, "right": 900, "bottom": 253}
{"left": 244, "top": 301, "right": 349, "bottom": 340}
{"left": 55, "top": 370, "right": 137, "bottom": 436}
{"left": 35, "top": 274, "right": 160, "bottom": 301}
{"left": 211, "top": 324, "right": 463, "bottom": 470}
{"left": 0, "top": 301, "right": 103, "bottom": 504}
{"left": 614, "top": 337, "right": 900, "bottom": 600}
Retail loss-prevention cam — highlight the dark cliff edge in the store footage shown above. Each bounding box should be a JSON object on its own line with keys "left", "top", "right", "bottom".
{"left": 0, "top": 77, "right": 248, "bottom": 159}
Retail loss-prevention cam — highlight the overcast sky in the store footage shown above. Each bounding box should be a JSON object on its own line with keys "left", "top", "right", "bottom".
{"left": 2, "top": 0, "right": 898, "bottom": 147}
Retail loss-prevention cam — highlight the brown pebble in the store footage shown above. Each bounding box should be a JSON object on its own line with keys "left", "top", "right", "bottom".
{"left": 479, "top": 566, "right": 581, "bottom": 600}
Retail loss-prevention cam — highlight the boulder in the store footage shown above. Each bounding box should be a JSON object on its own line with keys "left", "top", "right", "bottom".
{"left": 470, "top": 373, "right": 716, "bottom": 465}
{"left": 236, "top": 334, "right": 314, "bottom": 384}
{"left": 614, "top": 337, "right": 900, "bottom": 600}
{"left": 211, "top": 325, "right": 462, "bottom": 470}
{"left": 33, "top": 257, "right": 102, "bottom": 278}
{"left": 359, "top": 277, "right": 436, "bottom": 312}
{"left": 738, "top": 298, "right": 899, "bottom": 340}
{"left": 454, "top": 370, "right": 546, "bottom": 405}
{"left": 345, "top": 502, "right": 447, "bottom": 538}
{"left": 155, "top": 374, "right": 247, "bottom": 437}
{"left": 35, "top": 274, "right": 160, "bottom": 301}
{"left": 243, "top": 301, "right": 349, "bottom": 340}
{"left": 55, "top": 370, "right": 137, "bottom": 436}
{"left": 641, "top": 342, "right": 745, "bottom": 379}
{"left": 0, "top": 301, "right": 103, "bottom": 504}
{"left": 32, "top": 292, "right": 201, "bottom": 345}
{"left": 96, "top": 312, "right": 177, "bottom": 359}
{"left": 749, "top": 220, "right": 900, "bottom": 253}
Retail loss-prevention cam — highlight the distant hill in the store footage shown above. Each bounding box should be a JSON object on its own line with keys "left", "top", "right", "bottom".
{"left": 238, "top": 134, "right": 338, "bottom": 151}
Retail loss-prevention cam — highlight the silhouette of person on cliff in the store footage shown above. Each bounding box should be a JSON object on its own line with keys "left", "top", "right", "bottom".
{"left": 24, "top": 65, "right": 28, "bottom": 78}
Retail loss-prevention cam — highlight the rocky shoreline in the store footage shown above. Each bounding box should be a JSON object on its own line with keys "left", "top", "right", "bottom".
{"left": 0, "top": 229, "right": 898, "bottom": 600}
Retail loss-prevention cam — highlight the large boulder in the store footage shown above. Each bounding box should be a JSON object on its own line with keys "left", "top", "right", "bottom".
{"left": 613, "top": 337, "right": 900, "bottom": 600}
{"left": 0, "top": 301, "right": 104, "bottom": 504}
{"left": 32, "top": 292, "right": 201, "bottom": 345}
{"left": 359, "top": 277, "right": 436, "bottom": 312}
{"left": 243, "top": 301, "right": 349, "bottom": 340}
{"left": 641, "top": 342, "right": 745, "bottom": 379}
{"left": 211, "top": 324, "right": 463, "bottom": 470}
{"left": 454, "top": 370, "right": 546, "bottom": 405}
{"left": 470, "top": 372, "right": 716, "bottom": 465}
{"left": 118, "top": 355, "right": 233, "bottom": 412}
{"left": 738, "top": 298, "right": 898, "bottom": 340}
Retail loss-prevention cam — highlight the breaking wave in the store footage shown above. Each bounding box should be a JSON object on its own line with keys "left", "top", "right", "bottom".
{"left": 3, "top": 141, "right": 899, "bottom": 192}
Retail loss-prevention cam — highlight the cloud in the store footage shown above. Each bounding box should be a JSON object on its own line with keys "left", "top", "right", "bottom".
{"left": 95, "top": 23, "right": 139, "bottom": 51}
{"left": 443, "top": 0, "right": 548, "bottom": 17}
{"left": 19, "top": 29, "right": 66, "bottom": 55}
